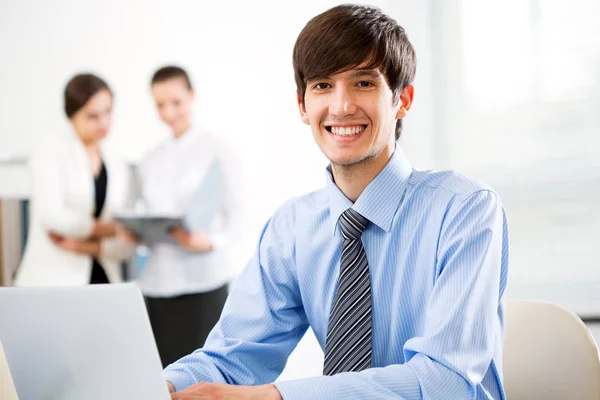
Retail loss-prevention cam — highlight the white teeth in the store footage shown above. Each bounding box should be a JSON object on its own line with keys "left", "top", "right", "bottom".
{"left": 330, "top": 126, "right": 365, "bottom": 136}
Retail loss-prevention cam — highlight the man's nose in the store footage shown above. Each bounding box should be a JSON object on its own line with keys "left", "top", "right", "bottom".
{"left": 329, "top": 86, "right": 357, "bottom": 116}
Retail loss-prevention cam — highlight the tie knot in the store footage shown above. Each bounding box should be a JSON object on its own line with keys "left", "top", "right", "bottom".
{"left": 339, "top": 208, "right": 369, "bottom": 240}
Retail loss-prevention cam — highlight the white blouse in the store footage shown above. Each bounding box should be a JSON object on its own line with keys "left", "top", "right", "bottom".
{"left": 135, "top": 129, "right": 238, "bottom": 297}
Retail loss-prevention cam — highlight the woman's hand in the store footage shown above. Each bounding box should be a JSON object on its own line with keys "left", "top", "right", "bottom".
{"left": 48, "top": 232, "right": 101, "bottom": 257}
{"left": 115, "top": 223, "right": 140, "bottom": 245}
{"left": 170, "top": 228, "right": 213, "bottom": 252}
{"left": 90, "top": 220, "right": 118, "bottom": 239}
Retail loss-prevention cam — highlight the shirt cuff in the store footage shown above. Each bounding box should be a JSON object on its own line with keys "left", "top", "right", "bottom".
{"left": 274, "top": 367, "right": 422, "bottom": 400}
{"left": 275, "top": 376, "right": 337, "bottom": 400}
{"left": 163, "top": 371, "right": 194, "bottom": 393}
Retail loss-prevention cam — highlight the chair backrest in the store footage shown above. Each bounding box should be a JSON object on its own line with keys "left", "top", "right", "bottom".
{"left": 0, "top": 341, "right": 18, "bottom": 400}
{"left": 504, "top": 300, "right": 600, "bottom": 400}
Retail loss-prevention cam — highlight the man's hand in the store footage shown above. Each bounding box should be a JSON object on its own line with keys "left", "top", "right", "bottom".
{"left": 170, "top": 228, "right": 213, "bottom": 253}
{"left": 48, "top": 232, "right": 100, "bottom": 257}
{"left": 170, "top": 382, "right": 282, "bottom": 400}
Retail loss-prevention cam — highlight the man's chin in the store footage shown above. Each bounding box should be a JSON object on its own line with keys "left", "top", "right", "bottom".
{"left": 327, "top": 153, "right": 368, "bottom": 168}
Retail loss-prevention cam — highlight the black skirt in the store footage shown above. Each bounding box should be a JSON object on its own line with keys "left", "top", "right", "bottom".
{"left": 90, "top": 162, "right": 109, "bottom": 285}
{"left": 144, "top": 284, "right": 229, "bottom": 367}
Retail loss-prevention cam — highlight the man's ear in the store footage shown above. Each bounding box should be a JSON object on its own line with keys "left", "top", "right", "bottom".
{"left": 395, "top": 84, "right": 414, "bottom": 120}
{"left": 297, "top": 93, "right": 310, "bottom": 125}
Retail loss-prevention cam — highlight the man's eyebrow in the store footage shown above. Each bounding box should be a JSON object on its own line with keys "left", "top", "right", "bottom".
{"left": 307, "top": 69, "right": 382, "bottom": 83}
{"left": 348, "top": 69, "right": 382, "bottom": 79}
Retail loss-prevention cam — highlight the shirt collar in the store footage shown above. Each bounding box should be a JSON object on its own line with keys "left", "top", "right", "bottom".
{"left": 326, "top": 147, "right": 413, "bottom": 235}
{"left": 167, "top": 127, "right": 200, "bottom": 147}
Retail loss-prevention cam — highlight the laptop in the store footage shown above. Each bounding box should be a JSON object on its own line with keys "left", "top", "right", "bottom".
{"left": 0, "top": 341, "right": 18, "bottom": 400}
{"left": 0, "top": 283, "right": 171, "bottom": 400}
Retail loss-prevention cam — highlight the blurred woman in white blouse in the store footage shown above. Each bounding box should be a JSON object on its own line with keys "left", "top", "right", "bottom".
{"left": 132, "top": 66, "right": 237, "bottom": 367}
{"left": 15, "top": 73, "right": 134, "bottom": 286}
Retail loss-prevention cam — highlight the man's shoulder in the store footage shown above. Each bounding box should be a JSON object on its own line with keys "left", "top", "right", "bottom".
{"left": 410, "top": 169, "right": 496, "bottom": 200}
{"left": 295, "top": 186, "right": 330, "bottom": 209}
{"left": 271, "top": 187, "right": 329, "bottom": 220}
{"left": 263, "top": 188, "right": 329, "bottom": 236}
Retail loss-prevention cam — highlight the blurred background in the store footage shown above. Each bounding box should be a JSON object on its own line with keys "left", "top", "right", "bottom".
{"left": 0, "top": 0, "right": 598, "bottom": 381}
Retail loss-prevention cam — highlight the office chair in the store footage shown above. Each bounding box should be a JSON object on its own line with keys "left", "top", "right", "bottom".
{"left": 504, "top": 299, "right": 600, "bottom": 400}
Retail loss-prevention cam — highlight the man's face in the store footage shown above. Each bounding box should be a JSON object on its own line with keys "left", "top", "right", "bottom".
{"left": 299, "top": 66, "right": 412, "bottom": 168}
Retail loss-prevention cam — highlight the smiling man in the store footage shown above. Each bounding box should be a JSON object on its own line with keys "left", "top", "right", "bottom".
{"left": 164, "top": 4, "right": 509, "bottom": 400}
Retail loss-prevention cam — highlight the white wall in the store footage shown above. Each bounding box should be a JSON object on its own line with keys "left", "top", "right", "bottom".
{"left": 0, "top": 0, "right": 436, "bottom": 267}
{"left": 2, "top": 0, "right": 599, "bottom": 293}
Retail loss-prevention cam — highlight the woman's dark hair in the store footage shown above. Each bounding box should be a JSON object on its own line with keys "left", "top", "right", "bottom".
{"left": 151, "top": 66, "right": 193, "bottom": 89}
{"left": 64, "top": 73, "right": 112, "bottom": 118}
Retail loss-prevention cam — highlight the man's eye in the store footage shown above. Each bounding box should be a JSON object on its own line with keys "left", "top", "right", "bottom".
{"left": 314, "top": 83, "right": 331, "bottom": 90}
{"left": 358, "top": 81, "right": 373, "bottom": 87}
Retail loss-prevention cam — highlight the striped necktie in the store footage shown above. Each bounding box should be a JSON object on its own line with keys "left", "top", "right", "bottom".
{"left": 323, "top": 208, "right": 372, "bottom": 375}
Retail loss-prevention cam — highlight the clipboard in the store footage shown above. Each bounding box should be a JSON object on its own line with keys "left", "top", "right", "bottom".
{"left": 116, "top": 158, "right": 228, "bottom": 246}
{"left": 114, "top": 214, "right": 184, "bottom": 246}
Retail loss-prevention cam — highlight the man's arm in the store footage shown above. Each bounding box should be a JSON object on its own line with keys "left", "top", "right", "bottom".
{"left": 273, "top": 190, "right": 509, "bottom": 400}
{"left": 163, "top": 201, "right": 310, "bottom": 391}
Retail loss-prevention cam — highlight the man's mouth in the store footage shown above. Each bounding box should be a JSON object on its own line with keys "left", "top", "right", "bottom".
{"left": 325, "top": 125, "right": 367, "bottom": 136}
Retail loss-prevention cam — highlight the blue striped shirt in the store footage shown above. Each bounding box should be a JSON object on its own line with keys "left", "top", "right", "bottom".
{"left": 164, "top": 149, "right": 509, "bottom": 399}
